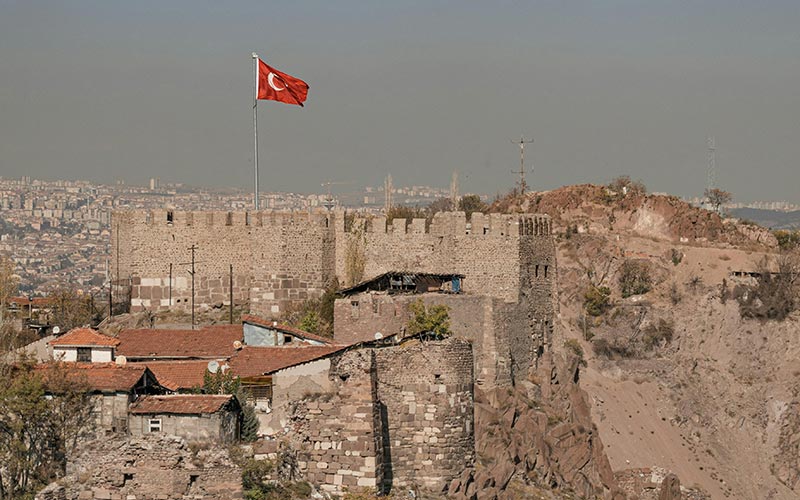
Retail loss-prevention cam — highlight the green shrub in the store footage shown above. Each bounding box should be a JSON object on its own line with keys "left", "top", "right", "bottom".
{"left": 774, "top": 230, "right": 800, "bottom": 251}
{"left": 670, "top": 248, "right": 683, "bottom": 266}
{"left": 407, "top": 299, "right": 451, "bottom": 339}
{"left": 584, "top": 286, "right": 611, "bottom": 316}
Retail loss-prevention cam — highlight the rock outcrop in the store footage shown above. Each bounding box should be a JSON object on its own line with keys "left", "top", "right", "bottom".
{"left": 449, "top": 352, "right": 622, "bottom": 499}
{"left": 493, "top": 184, "right": 777, "bottom": 248}
{"left": 658, "top": 474, "right": 681, "bottom": 500}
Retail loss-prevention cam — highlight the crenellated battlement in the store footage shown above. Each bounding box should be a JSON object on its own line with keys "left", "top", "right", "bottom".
{"left": 115, "top": 209, "right": 551, "bottom": 236}
{"left": 115, "top": 209, "right": 333, "bottom": 229}
{"left": 336, "top": 211, "right": 551, "bottom": 237}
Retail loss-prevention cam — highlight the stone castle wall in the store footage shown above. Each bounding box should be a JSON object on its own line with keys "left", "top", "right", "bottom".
{"left": 112, "top": 210, "right": 334, "bottom": 315}
{"left": 334, "top": 293, "right": 535, "bottom": 387}
{"left": 288, "top": 339, "right": 474, "bottom": 495}
{"left": 333, "top": 212, "right": 552, "bottom": 303}
{"left": 290, "top": 349, "right": 383, "bottom": 493}
{"left": 374, "top": 338, "right": 474, "bottom": 492}
{"left": 112, "top": 210, "right": 554, "bottom": 320}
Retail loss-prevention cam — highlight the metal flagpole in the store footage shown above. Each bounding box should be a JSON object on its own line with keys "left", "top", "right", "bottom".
{"left": 252, "top": 53, "right": 259, "bottom": 210}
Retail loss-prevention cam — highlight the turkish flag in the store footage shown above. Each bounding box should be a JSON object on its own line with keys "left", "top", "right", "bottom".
{"left": 257, "top": 58, "right": 309, "bottom": 107}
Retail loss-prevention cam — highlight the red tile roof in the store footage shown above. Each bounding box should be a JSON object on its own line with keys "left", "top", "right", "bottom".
{"left": 132, "top": 360, "right": 210, "bottom": 391}
{"left": 241, "top": 314, "right": 332, "bottom": 344}
{"left": 228, "top": 345, "right": 348, "bottom": 379}
{"left": 9, "top": 296, "right": 53, "bottom": 307}
{"left": 129, "top": 394, "right": 235, "bottom": 415}
{"left": 116, "top": 325, "right": 242, "bottom": 359}
{"left": 37, "top": 363, "right": 148, "bottom": 392}
{"left": 49, "top": 328, "right": 120, "bottom": 347}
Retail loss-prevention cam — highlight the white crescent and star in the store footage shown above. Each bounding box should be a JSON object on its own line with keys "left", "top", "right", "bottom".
{"left": 267, "top": 72, "right": 285, "bottom": 91}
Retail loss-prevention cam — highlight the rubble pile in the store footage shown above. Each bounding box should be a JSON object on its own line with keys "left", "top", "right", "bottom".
{"left": 36, "top": 434, "right": 242, "bottom": 500}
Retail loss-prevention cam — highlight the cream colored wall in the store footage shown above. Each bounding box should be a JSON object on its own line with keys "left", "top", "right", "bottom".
{"left": 52, "top": 346, "right": 113, "bottom": 363}
{"left": 258, "top": 359, "right": 334, "bottom": 436}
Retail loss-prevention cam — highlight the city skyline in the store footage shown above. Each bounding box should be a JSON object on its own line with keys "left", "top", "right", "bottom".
{"left": 2, "top": 2, "right": 799, "bottom": 202}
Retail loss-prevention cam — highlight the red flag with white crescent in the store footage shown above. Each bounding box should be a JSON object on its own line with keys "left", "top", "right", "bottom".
{"left": 257, "top": 58, "right": 309, "bottom": 107}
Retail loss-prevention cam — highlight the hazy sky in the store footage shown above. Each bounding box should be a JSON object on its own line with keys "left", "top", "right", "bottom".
{"left": 1, "top": 1, "right": 798, "bottom": 202}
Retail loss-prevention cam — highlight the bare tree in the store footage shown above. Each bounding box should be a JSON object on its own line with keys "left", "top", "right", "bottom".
{"left": 48, "top": 287, "right": 94, "bottom": 331}
{"left": 704, "top": 188, "right": 732, "bottom": 212}
{"left": 737, "top": 254, "right": 800, "bottom": 320}
{"left": 0, "top": 255, "right": 18, "bottom": 328}
{"left": 0, "top": 358, "right": 93, "bottom": 498}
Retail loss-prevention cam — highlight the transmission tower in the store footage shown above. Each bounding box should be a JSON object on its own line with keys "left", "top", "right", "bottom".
{"left": 384, "top": 174, "right": 394, "bottom": 213}
{"left": 707, "top": 136, "right": 716, "bottom": 192}
{"left": 510, "top": 136, "right": 534, "bottom": 194}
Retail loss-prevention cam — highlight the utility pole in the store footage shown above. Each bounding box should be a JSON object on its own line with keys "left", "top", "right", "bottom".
{"left": 106, "top": 258, "right": 112, "bottom": 319}
{"left": 229, "top": 264, "right": 234, "bottom": 325}
{"left": 114, "top": 222, "right": 120, "bottom": 315}
{"left": 188, "top": 245, "right": 197, "bottom": 330}
{"left": 510, "top": 136, "right": 534, "bottom": 194}
{"left": 169, "top": 263, "right": 173, "bottom": 308}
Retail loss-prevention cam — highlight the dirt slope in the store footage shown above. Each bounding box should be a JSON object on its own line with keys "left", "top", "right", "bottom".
{"left": 527, "top": 185, "right": 798, "bottom": 499}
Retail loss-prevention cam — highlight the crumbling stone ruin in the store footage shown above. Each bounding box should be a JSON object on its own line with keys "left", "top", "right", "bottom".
{"left": 36, "top": 434, "right": 242, "bottom": 500}
{"left": 285, "top": 338, "right": 474, "bottom": 495}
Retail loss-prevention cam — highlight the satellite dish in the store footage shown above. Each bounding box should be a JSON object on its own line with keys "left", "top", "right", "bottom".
{"left": 233, "top": 340, "right": 243, "bottom": 350}
{"left": 115, "top": 355, "right": 127, "bottom": 366}
{"left": 207, "top": 360, "right": 220, "bottom": 374}
{"left": 52, "top": 326, "right": 61, "bottom": 335}
{"left": 374, "top": 332, "right": 383, "bottom": 340}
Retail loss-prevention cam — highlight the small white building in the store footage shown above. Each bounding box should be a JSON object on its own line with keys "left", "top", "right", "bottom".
{"left": 49, "top": 328, "right": 120, "bottom": 363}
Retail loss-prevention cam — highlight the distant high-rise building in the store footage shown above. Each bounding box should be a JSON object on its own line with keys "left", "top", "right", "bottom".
{"left": 450, "top": 170, "right": 460, "bottom": 209}
{"left": 384, "top": 174, "right": 394, "bottom": 213}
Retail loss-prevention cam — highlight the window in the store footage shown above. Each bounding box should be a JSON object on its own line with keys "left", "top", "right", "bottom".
{"left": 166, "top": 211, "right": 174, "bottom": 224}
{"left": 148, "top": 418, "right": 162, "bottom": 433}
{"left": 351, "top": 300, "right": 359, "bottom": 319}
{"left": 76, "top": 347, "right": 91, "bottom": 363}
{"left": 243, "top": 381, "right": 273, "bottom": 406}
{"left": 283, "top": 335, "right": 293, "bottom": 344}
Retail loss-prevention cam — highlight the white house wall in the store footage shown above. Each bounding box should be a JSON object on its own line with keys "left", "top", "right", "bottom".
{"left": 52, "top": 346, "right": 113, "bottom": 363}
